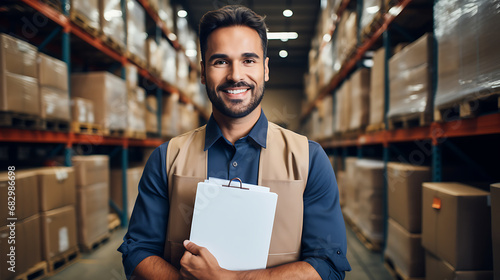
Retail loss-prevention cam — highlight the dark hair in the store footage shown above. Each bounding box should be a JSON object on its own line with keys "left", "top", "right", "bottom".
{"left": 199, "top": 5, "right": 268, "bottom": 62}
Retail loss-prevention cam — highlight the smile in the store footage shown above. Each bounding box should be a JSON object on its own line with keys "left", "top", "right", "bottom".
{"left": 223, "top": 88, "right": 250, "bottom": 94}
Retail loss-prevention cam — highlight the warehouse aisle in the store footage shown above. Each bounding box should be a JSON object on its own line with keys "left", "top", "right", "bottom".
{"left": 45, "top": 223, "right": 392, "bottom": 279}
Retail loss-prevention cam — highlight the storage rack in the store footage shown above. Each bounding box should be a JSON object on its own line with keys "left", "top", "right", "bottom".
{"left": 301, "top": 0, "right": 500, "bottom": 247}
{"left": 0, "top": 0, "right": 208, "bottom": 227}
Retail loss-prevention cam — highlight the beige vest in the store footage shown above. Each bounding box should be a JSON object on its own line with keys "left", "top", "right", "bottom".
{"left": 163, "top": 122, "right": 309, "bottom": 269}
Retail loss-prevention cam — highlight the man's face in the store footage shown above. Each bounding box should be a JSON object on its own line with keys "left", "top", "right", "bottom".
{"left": 201, "top": 25, "right": 269, "bottom": 118}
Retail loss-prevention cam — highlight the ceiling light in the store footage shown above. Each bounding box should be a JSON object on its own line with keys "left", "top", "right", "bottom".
{"left": 279, "top": 50, "right": 288, "bottom": 58}
{"left": 177, "top": 10, "right": 187, "bottom": 18}
{"left": 283, "top": 9, "right": 293, "bottom": 17}
{"left": 267, "top": 32, "right": 298, "bottom": 40}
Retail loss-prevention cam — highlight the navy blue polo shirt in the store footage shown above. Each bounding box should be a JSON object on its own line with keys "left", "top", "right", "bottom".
{"left": 118, "top": 112, "right": 351, "bottom": 279}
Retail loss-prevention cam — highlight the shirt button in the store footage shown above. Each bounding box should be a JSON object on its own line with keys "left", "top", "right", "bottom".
{"left": 336, "top": 250, "right": 341, "bottom": 255}
{"left": 232, "top": 161, "right": 238, "bottom": 167}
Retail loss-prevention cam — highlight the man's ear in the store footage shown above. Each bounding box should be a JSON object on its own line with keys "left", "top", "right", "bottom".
{"left": 264, "top": 57, "right": 270, "bottom": 82}
{"left": 200, "top": 61, "right": 206, "bottom": 85}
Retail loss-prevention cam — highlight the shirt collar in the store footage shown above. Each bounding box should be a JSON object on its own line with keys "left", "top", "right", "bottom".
{"left": 204, "top": 109, "right": 268, "bottom": 151}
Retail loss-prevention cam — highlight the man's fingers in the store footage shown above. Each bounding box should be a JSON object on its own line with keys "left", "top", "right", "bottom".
{"left": 183, "top": 240, "right": 202, "bottom": 255}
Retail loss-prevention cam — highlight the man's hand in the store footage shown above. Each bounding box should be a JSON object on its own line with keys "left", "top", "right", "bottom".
{"left": 180, "top": 240, "right": 231, "bottom": 280}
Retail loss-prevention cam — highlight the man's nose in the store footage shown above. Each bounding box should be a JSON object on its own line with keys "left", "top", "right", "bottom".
{"left": 227, "top": 64, "right": 243, "bottom": 81}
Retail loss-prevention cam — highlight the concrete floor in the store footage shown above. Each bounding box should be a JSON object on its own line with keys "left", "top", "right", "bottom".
{"left": 46, "top": 224, "right": 393, "bottom": 279}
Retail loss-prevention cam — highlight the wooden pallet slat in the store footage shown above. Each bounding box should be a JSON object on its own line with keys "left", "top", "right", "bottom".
{"left": 71, "top": 122, "right": 102, "bottom": 135}
{"left": 108, "top": 213, "right": 121, "bottom": 233}
{"left": 434, "top": 91, "right": 500, "bottom": 122}
{"left": 47, "top": 246, "right": 80, "bottom": 274}
{"left": 79, "top": 232, "right": 111, "bottom": 253}
{"left": 70, "top": 10, "right": 101, "bottom": 38}
{"left": 125, "top": 130, "right": 147, "bottom": 139}
{"left": 14, "top": 261, "right": 48, "bottom": 280}
{"left": 366, "top": 122, "right": 386, "bottom": 132}
{"left": 41, "top": 118, "right": 70, "bottom": 132}
{"left": 103, "top": 128, "right": 126, "bottom": 138}
{"left": 343, "top": 210, "right": 383, "bottom": 252}
{"left": 100, "top": 34, "right": 126, "bottom": 55}
{"left": 388, "top": 112, "right": 432, "bottom": 130}
{"left": 0, "top": 112, "right": 42, "bottom": 130}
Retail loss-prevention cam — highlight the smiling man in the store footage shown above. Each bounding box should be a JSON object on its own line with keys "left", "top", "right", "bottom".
{"left": 119, "top": 5, "right": 351, "bottom": 280}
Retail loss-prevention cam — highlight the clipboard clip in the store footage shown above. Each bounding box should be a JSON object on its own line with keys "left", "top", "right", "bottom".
{"left": 223, "top": 177, "right": 249, "bottom": 190}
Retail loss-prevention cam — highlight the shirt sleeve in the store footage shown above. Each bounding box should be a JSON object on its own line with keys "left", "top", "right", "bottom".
{"left": 117, "top": 142, "right": 170, "bottom": 279}
{"left": 302, "top": 141, "right": 351, "bottom": 279}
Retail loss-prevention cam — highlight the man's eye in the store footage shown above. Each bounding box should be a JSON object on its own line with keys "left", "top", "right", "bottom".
{"left": 214, "top": 60, "right": 227, "bottom": 65}
{"left": 244, "top": 59, "right": 256, "bottom": 64}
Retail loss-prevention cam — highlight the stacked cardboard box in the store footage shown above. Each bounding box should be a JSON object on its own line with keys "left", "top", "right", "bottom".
{"left": 146, "top": 38, "right": 164, "bottom": 74}
{"left": 160, "top": 38, "right": 178, "bottom": 85}
{"left": 177, "top": 52, "right": 190, "bottom": 90}
{"left": 38, "top": 53, "right": 69, "bottom": 121}
{"left": 179, "top": 103, "right": 199, "bottom": 134}
{"left": 360, "top": 0, "right": 382, "bottom": 32}
{"left": 0, "top": 33, "right": 39, "bottom": 116}
{"left": 100, "top": 0, "right": 126, "bottom": 49}
{"left": 162, "top": 94, "right": 180, "bottom": 137}
{"left": 334, "top": 80, "right": 352, "bottom": 133}
{"left": 110, "top": 167, "right": 144, "bottom": 218}
{"left": 491, "top": 183, "right": 500, "bottom": 279}
{"left": 336, "top": 11, "right": 357, "bottom": 65}
{"left": 369, "top": 47, "right": 385, "bottom": 128}
{"left": 349, "top": 68, "right": 370, "bottom": 131}
{"left": 355, "top": 159, "right": 384, "bottom": 244}
{"left": 71, "top": 72, "right": 127, "bottom": 132}
{"left": 71, "top": 97, "right": 95, "bottom": 124}
{"left": 127, "top": 87, "right": 147, "bottom": 135}
{"left": 71, "top": 0, "right": 100, "bottom": 31}
{"left": 0, "top": 171, "right": 41, "bottom": 279}
{"left": 145, "top": 95, "right": 158, "bottom": 134}
{"left": 342, "top": 157, "right": 359, "bottom": 224}
{"left": 72, "top": 156, "right": 110, "bottom": 250}
{"left": 127, "top": 0, "right": 146, "bottom": 62}
{"left": 385, "top": 163, "right": 430, "bottom": 278}
{"left": 320, "top": 95, "right": 334, "bottom": 138}
{"left": 158, "top": 0, "right": 174, "bottom": 32}
{"left": 388, "top": 33, "right": 433, "bottom": 122}
{"left": 422, "top": 182, "right": 493, "bottom": 277}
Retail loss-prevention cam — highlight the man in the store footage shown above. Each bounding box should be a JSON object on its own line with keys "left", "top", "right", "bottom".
{"left": 119, "top": 5, "right": 351, "bottom": 279}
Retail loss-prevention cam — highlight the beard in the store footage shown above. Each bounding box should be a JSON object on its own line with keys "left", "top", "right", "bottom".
{"left": 206, "top": 80, "right": 265, "bottom": 118}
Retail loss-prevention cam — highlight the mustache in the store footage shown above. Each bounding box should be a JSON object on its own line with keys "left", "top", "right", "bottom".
{"left": 217, "top": 81, "right": 254, "bottom": 91}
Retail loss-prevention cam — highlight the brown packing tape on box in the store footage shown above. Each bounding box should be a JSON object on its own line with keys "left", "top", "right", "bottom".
{"left": 422, "top": 182, "right": 493, "bottom": 270}
{"left": 37, "top": 53, "right": 68, "bottom": 91}
{"left": 40, "top": 87, "right": 70, "bottom": 121}
{"left": 384, "top": 218, "right": 425, "bottom": 278}
{"left": 0, "top": 33, "right": 38, "bottom": 78}
{"left": 0, "top": 170, "right": 39, "bottom": 227}
{"left": 72, "top": 155, "right": 109, "bottom": 187}
{"left": 425, "top": 251, "right": 494, "bottom": 280}
{"left": 0, "top": 214, "right": 42, "bottom": 280}
{"left": 77, "top": 182, "right": 109, "bottom": 248}
{"left": 41, "top": 205, "right": 77, "bottom": 261}
{"left": 491, "top": 183, "right": 500, "bottom": 279}
{"left": 387, "top": 162, "right": 431, "bottom": 233}
{"left": 0, "top": 72, "right": 39, "bottom": 115}
{"left": 30, "top": 166, "right": 76, "bottom": 212}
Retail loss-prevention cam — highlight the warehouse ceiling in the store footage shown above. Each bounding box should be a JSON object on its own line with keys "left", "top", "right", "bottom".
{"left": 174, "top": 0, "right": 321, "bottom": 90}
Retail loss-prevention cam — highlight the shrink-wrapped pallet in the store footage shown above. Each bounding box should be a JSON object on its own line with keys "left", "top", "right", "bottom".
{"left": 126, "top": 0, "right": 147, "bottom": 62}
{"left": 100, "top": 0, "right": 126, "bottom": 49}
{"left": 349, "top": 68, "right": 370, "bottom": 130}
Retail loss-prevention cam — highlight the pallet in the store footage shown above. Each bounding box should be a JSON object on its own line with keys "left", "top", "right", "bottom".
{"left": 41, "top": 118, "right": 70, "bottom": 132}
{"left": 70, "top": 10, "right": 101, "bottom": 38}
{"left": 80, "top": 232, "right": 111, "bottom": 253}
{"left": 47, "top": 246, "right": 80, "bottom": 274}
{"left": 103, "top": 128, "right": 126, "bottom": 138}
{"left": 126, "top": 51, "right": 147, "bottom": 69}
{"left": 100, "top": 34, "right": 126, "bottom": 55}
{"left": 146, "top": 132, "right": 160, "bottom": 139}
{"left": 387, "top": 112, "right": 432, "bottom": 130}
{"left": 343, "top": 211, "right": 383, "bottom": 252}
{"left": 71, "top": 122, "right": 103, "bottom": 135}
{"left": 108, "top": 213, "right": 121, "bottom": 233}
{"left": 125, "top": 130, "right": 147, "bottom": 139}
{"left": 40, "top": 0, "right": 62, "bottom": 12}
{"left": 384, "top": 256, "right": 424, "bottom": 280}
{"left": 14, "top": 261, "right": 48, "bottom": 280}
{"left": 366, "top": 122, "right": 386, "bottom": 132}
{"left": 0, "top": 112, "right": 42, "bottom": 129}
{"left": 434, "top": 91, "right": 500, "bottom": 122}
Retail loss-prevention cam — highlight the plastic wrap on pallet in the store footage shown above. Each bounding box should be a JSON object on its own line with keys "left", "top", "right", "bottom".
{"left": 125, "top": 64, "right": 138, "bottom": 89}
{"left": 0, "top": 72, "right": 39, "bottom": 115}
{"left": 387, "top": 33, "right": 432, "bottom": 119}
{"left": 339, "top": 79, "right": 352, "bottom": 133}
{"left": 40, "top": 87, "right": 70, "bottom": 121}
{"left": 0, "top": 33, "right": 38, "bottom": 78}
{"left": 159, "top": 0, "right": 175, "bottom": 31}
{"left": 320, "top": 95, "right": 334, "bottom": 138}
{"left": 349, "top": 68, "right": 370, "bottom": 130}
{"left": 360, "top": 0, "right": 382, "bottom": 31}
{"left": 71, "top": 97, "right": 94, "bottom": 124}
{"left": 369, "top": 47, "right": 385, "bottom": 126}
{"left": 127, "top": 87, "right": 146, "bottom": 133}
{"left": 146, "top": 38, "right": 164, "bottom": 73}
{"left": 318, "top": 40, "right": 335, "bottom": 87}
{"left": 160, "top": 38, "right": 177, "bottom": 85}
{"left": 177, "top": 52, "right": 189, "bottom": 89}
{"left": 145, "top": 94, "right": 158, "bottom": 134}
{"left": 434, "top": 0, "right": 500, "bottom": 109}
{"left": 71, "top": 0, "right": 99, "bottom": 30}
{"left": 100, "top": 0, "right": 126, "bottom": 49}
{"left": 127, "top": 0, "right": 147, "bottom": 62}
{"left": 161, "top": 94, "right": 180, "bottom": 137}
{"left": 337, "top": 11, "right": 357, "bottom": 64}
{"left": 38, "top": 53, "right": 68, "bottom": 91}
{"left": 71, "top": 72, "right": 127, "bottom": 130}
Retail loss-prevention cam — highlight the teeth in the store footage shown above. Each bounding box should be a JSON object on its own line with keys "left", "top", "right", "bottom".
{"left": 226, "top": 89, "right": 247, "bottom": 94}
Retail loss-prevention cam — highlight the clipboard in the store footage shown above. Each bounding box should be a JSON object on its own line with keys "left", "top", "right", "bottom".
{"left": 189, "top": 178, "right": 278, "bottom": 270}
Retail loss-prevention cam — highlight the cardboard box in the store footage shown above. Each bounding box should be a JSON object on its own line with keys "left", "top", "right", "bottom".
{"left": 384, "top": 218, "right": 425, "bottom": 278}
{"left": 100, "top": 0, "right": 125, "bottom": 49}
{"left": 0, "top": 171, "right": 39, "bottom": 227}
{"left": 71, "top": 155, "right": 109, "bottom": 187}
{"left": 34, "top": 167, "right": 76, "bottom": 212}
{"left": 0, "top": 33, "right": 38, "bottom": 78}
{"left": 422, "top": 182, "right": 493, "bottom": 270}
{"left": 127, "top": 0, "right": 146, "bottom": 62}
{"left": 41, "top": 206, "right": 77, "bottom": 260}
{"left": 387, "top": 162, "right": 431, "bottom": 233}
{"left": 77, "top": 182, "right": 109, "bottom": 248}
{"left": 0, "top": 214, "right": 42, "bottom": 280}
{"left": 349, "top": 68, "right": 370, "bottom": 130}
{"left": 336, "top": 170, "right": 346, "bottom": 207}
{"left": 127, "top": 87, "right": 146, "bottom": 133}
{"left": 425, "top": 252, "right": 494, "bottom": 280}
{"left": 71, "top": 72, "right": 127, "bottom": 130}
{"left": 40, "top": 86, "right": 70, "bottom": 120}
{"left": 491, "top": 183, "right": 500, "bottom": 279}
{"left": 110, "top": 167, "right": 143, "bottom": 218}
{"left": 71, "top": 97, "right": 94, "bottom": 124}
{"left": 0, "top": 72, "right": 39, "bottom": 115}
{"left": 70, "top": 0, "right": 99, "bottom": 30}
{"left": 389, "top": 33, "right": 432, "bottom": 80}
{"left": 125, "top": 64, "right": 138, "bottom": 90}
{"left": 369, "top": 47, "right": 385, "bottom": 126}
{"left": 37, "top": 53, "right": 68, "bottom": 91}
{"left": 342, "top": 157, "right": 359, "bottom": 224}
{"left": 146, "top": 94, "right": 158, "bottom": 134}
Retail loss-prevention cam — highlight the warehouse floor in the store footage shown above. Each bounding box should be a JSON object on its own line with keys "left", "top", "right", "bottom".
{"left": 45, "top": 223, "right": 392, "bottom": 279}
